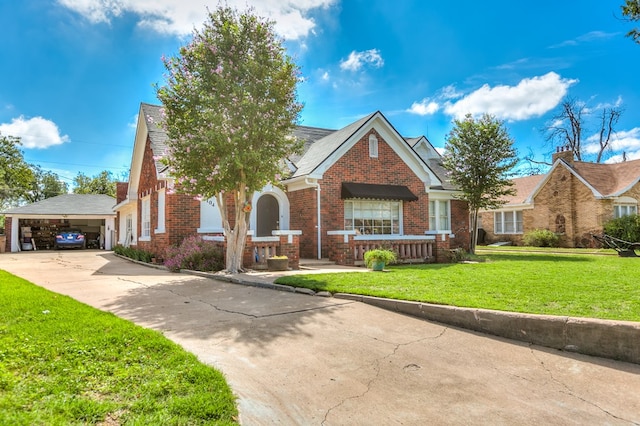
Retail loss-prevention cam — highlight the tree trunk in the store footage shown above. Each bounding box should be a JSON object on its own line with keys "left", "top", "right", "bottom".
{"left": 469, "top": 209, "right": 479, "bottom": 255}
{"left": 217, "top": 180, "right": 250, "bottom": 274}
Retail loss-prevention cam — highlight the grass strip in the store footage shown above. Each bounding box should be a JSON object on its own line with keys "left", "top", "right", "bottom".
{"left": 0, "top": 270, "right": 238, "bottom": 425}
{"left": 276, "top": 251, "right": 640, "bottom": 321}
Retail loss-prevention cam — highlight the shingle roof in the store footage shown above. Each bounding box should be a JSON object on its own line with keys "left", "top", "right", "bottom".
{"left": 289, "top": 125, "right": 336, "bottom": 165}
{"left": 140, "top": 103, "right": 169, "bottom": 175}
{"left": 291, "top": 113, "right": 376, "bottom": 177}
{"left": 504, "top": 174, "right": 545, "bottom": 204}
{"left": 2, "top": 194, "right": 117, "bottom": 215}
{"left": 572, "top": 159, "right": 640, "bottom": 196}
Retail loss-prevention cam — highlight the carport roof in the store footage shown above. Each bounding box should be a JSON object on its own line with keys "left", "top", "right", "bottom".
{"left": 2, "top": 194, "right": 116, "bottom": 216}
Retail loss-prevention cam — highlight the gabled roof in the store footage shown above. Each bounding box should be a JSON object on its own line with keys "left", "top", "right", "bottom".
{"left": 410, "top": 136, "right": 455, "bottom": 191}
{"left": 289, "top": 125, "right": 336, "bottom": 166}
{"left": 291, "top": 113, "right": 375, "bottom": 177}
{"left": 498, "top": 157, "right": 640, "bottom": 208}
{"left": 504, "top": 174, "right": 545, "bottom": 205}
{"left": 3, "top": 194, "right": 116, "bottom": 216}
{"left": 571, "top": 159, "right": 640, "bottom": 197}
{"left": 140, "top": 103, "right": 169, "bottom": 175}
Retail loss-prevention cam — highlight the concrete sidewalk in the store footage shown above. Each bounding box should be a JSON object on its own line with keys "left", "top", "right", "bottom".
{"left": 2, "top": 251, "right": 640, "bottom": 425}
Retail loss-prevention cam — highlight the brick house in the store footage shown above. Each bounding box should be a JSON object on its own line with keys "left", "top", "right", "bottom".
{"left": 479, "top": 147, "right": 640, "bottom": 247}
{"left": 114, "top": 103, "right": 470, "bottom": 267}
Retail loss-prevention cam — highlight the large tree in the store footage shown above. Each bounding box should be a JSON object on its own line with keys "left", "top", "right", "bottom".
{"left": 24, "top": 166, "right": 69, "bottom": 203}
{"left": 0, "top": 133, "right": 35, "bottom": 209}
{"left": 72, "top": 170, "right": 117, "bottom": 197}
{"left": 544, "top": 98, "right": 622, "bottom": 163}
{"left": 442, "top": 114, "right": 518, "bottom": 254}
{"left": 622, "top": 0, "right": 640, "bottom": 44}
{"left": 156, "top": 6, "right": 303, "bottom": 273}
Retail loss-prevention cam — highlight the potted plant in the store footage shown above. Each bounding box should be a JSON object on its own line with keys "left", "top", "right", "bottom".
{"left": 364, "top": 249, "right": 397, "bottom": 271}
{"left": 267, "top": 255, "right": 289, "bottom": 271}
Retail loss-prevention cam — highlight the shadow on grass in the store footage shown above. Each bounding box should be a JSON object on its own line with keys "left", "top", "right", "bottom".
{"left": 478, "top": 253, "right": 592, "bottom": 262}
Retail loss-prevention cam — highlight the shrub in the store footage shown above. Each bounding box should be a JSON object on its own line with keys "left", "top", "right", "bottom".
{"left": 523, "top": 229, "right": 560, "bottom": 247}
{"left": 603, "top": 214, "right": 640, "bottom": 242}
{"left": 164, "top": 236, "right": 224, "bottom": 272}
{"left": 113, "top": 245, "right": 154, "bottom": 263}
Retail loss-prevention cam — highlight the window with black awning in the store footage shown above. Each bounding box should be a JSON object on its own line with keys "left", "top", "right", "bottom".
{"left": 341, "top": 182, "right": 418, "bottom": 201}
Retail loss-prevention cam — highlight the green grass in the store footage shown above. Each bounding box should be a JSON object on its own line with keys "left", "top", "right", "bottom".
{"left": 0, "top": 270, "right": 238, "bottom": 425}
{"left": 276, "top": 251, "right": 640, "bottom": 321}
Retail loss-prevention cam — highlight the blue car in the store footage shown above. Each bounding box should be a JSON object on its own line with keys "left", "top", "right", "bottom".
{"left": 54, "top": 228, "right": 86, "bottom": 249}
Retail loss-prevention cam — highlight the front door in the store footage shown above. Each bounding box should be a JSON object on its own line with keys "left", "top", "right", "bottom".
{"left": 256, "top": 194, "right": 279, "bottom": 237}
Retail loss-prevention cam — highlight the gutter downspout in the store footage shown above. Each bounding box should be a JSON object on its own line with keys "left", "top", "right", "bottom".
{"left": 305, "top": 178, "right": 322, "bottom": 259}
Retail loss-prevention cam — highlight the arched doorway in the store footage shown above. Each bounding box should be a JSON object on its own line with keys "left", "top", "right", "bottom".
{"left": 256, "top": 194, "right": 280, "bottom": 237}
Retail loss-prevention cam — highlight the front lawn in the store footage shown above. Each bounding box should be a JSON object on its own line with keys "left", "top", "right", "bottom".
{"left": 0, "top": 270, "right": 238, "bottom": 425}
{"left": 275, "top": 251, "right": 640, "bottom": 321}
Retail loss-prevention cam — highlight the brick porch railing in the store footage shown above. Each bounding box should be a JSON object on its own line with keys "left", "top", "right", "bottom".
{"left": 326, "top": 230, "right": 453, "bottom": 265}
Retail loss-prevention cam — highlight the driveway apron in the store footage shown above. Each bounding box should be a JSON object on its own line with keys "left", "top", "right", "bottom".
{"left": 1, "top": 251, "right": 639, "bottom": 425}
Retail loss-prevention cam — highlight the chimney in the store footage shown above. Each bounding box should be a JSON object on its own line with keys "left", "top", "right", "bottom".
{"left": 552, "top": 146, "right": 575, "bottom": 165}
{"left": 116, "top": 182, "right": 129, "bottom": 204}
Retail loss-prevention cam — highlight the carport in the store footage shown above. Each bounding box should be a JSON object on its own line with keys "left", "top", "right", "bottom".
{"left": 2, "top": 194, "right": 116, "bottom": 252}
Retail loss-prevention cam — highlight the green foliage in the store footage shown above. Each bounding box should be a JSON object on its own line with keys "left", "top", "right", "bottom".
{"left": 363, "top": 249, "right": 397, "bottom": 268}
{"left": 0, "top": 133, "right": 35, "bottom": 209}
{"left": 24, "top": 166, "right": 69, "bottom": 203}
{"left": 73, "top": 170, "right": 117, "bottom": 197}
{"left": 156, "top": 5, "right": 303, "bottom": 273}
{"left": 163, "top": 235, "right": 225, "bottom": 272}
{"left": 113, "top": 245, "right": 155, "bottom": 263}
{"left": 0, "top": 270, "right": 238, "bottom": 424}
{"left": 523, "top": 229, "right": 560, "bottom": 247}
{"left": 603, "top": 214, "right": 640, "bottom": 242}
{"left": 441, "top": 113, "right": 518, "bottom": 253}
{"left": 622, "top": 0, "right": 640, "bottom": 44}
{"left": 156, "top": 5, "right": 303, "bottom": 200}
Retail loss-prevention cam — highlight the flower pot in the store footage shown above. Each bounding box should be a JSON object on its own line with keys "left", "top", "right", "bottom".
{"left": 370, "top": 260, "right": 385, "bottom": 271}
{"left": 267, "top": 258, "right": 289, "bottom": 271}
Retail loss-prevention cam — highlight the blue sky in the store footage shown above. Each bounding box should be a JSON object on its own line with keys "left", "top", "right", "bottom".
{"left": 1, "top": 0, "right": 638, "bottom": 187}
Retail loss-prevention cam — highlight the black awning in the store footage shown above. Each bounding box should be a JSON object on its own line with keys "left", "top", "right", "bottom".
{"left": 341, "top": 182, "right": 418, "bottom": 201}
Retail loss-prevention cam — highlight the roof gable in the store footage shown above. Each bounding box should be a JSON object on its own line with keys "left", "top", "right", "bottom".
{"left": 290, "top": 112, "right": 442, "bottom": 187}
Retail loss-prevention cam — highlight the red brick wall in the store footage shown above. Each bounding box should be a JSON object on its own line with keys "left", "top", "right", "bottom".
{"left": 289, "top": 187, "right": 317, "bottom": 258}
{"left": 3, "top": 217, "right": 12, "bottom": 252}
{"left": 116, "top": 182, "right": 128, "bottom": 204}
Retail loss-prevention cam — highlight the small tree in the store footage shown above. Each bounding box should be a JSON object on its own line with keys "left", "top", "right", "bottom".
{"left": 156, "top": 6, "right": 303, "bottom": 273}
{"left": 442, "top": 114, "right": 518, "bottom": 254}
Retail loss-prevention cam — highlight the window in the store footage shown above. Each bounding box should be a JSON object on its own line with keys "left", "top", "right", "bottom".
{"left": 141, "top": 197, "right": 151, "bottom": 238}
{"left": 368, "top": 134, "right": 378, "bottom": 158}
{"left": 494, "top": 211, "right": 523, "bottom": 234}
{"left": 429, "top": 200, "right": 450, "bottom": 231}
{"left": 156, "top": 189, "right": 165, "bottom": 233}
{"left": 344, "top": 200, "right": 400, "bottom": 235}
{"left": 614, "top": 204, "right": 637, "bottom": 218}
{"left": 125, "top": 214, "right": 133, "bottom": 245}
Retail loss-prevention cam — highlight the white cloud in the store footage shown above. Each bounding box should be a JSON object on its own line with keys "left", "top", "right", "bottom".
{"left": 321, "top": 71, "right": 330, "bottom": 81}
{"left": 444, "top": 72, "right": 578, "bottom": 121}
{"left": 339, "top": 49, "right": 384, "bottom": 72}
{"left": 0, "top": 116, "right": 70, "bottom": 149}
{"left": 57, "top": 0, "right": 336, "bottom": 40}
{"left": 586, "top": 127, "right": 640, "bottom": 157}
{"left": 407, "top": 99, "right": 439, "bottom": 116}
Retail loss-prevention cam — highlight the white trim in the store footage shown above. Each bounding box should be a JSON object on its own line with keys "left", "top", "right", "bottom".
{"left": 526, "top": 160, "right": 603, "bottom": 203}
{"left": 155, "top": 188, "right": 165, "bottom": 234}
{"left": 250, "top": 183, "right": 291, "bottom": 231}
{"left": 354, "top": 234, "right": 436, "bottom": 241}
{"left": 310, "top": 113, "right": 441, "bottom": 185}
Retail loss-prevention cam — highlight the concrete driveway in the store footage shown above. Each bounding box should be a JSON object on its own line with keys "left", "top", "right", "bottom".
{"left": 1, "top": 250, "right": 640, "bottom": 425}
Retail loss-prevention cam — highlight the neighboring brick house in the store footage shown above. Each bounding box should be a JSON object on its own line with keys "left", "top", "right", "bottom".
{"left": 479, "top": 147, "right": 640, "bottom": 247}
{"left": 114, "top": 103, "right": 470, "bottom": 266}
